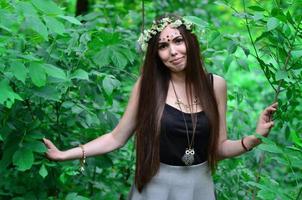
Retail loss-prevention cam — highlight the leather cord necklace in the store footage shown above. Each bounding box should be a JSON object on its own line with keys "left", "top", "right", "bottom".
{"left": 171, "top": 80, "right": 198, "bottom": 166}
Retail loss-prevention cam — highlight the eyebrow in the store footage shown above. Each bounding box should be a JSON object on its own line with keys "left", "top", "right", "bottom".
{"left": 158, "top": 36, "right": 183, "bottom": 44}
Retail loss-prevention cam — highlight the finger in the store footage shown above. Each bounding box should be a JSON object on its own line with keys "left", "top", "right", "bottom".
{"left": 267, "top": 107, "right": 277, "bottom": 113}
{"left": 265, "top": 103, "right": 278, "bottom": 111}
{"left": 264, "top": 106, "right": 277, "bottom": 114}
{"left": 43, "top": 138, "right": 57, "bottom": 150}
{"left": 267, "top": 121, "right": 274, "bottom": 128}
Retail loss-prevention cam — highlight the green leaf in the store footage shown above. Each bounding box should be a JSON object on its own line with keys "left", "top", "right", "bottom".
{"left": 13, "top": 148, "right": 34, "bottom": 171}
{"left": 267, "top": 17, "right": 280, "bottom": 31}
{"left": 258, "top": 144, "right": 283, "bottom": 154}
{"left": 71, "top": 69, "right": 89, "bottom": 80}
{"left": 0, "top": 79, "right": 23, "bottom": 108}
{"left": 248, "top": 6, "right": 265, "bottom": 11}
{"left": 31, "top": 0, "right": 63, "bottom": 15}
{"left": 257, "top": 190, "right": 276, "bottom": 199}
{"left": 275, "top": 70, "right": 287, "bottom": 81}
{"left": 271, "top": 8, "right": 287, "bottom": 23}
{"left": 111, "top": 50, "right": 128, "bottom": 68}
{"left": 183, "top": 16, "right": 208, "bottom": 29}
{"left": 93, "top": 47, "right": 111, "bottom": 67}
{"left": 291, "top": 50, "right": 302, "bottom": 59}
{"left": 66, "top": 193, "right": 90, "bottom": 200}
{"left": 43, "top": 16, "right": 65, "bottom": 35}
{"left": 58, "top": 15, "right": 82, "bottom": 25}
{"left": 39, "top": 164, "right": 48, "bottom": 178}
{"left": 237, "top": 58, "right": 249, "bottom": 71}
{"left": 253, "top": 12, "right": 264, "bottom": 21}
{"left": 10, "top": 61, "right": 27, "bottom": 84}
{"left": 240, "top": 46, "right": 250, "bottom": 57}
{"left": 99, "top": 155, "right": 114, "bottom": 168}
{"left": 228, "top": 41, "right": 237, "bottom": 54}
{"left": 224, "top": 55, "right": 233, "bottom": 73}
{"left": 26, "top": 15, "right": 48, "bottom": 41}
{"left": 0, "top": 24, "right": 12, "bottom": 33}
{"left": 19, "top": 54, "right": 41, "bottom": 62}
{"left": 29, "top": 62, "right": 46, "bottom": 87}
{"left": 25, "top": 140, "right": 47, "bottom": 153}
{"left": 289, "top": 130, "right": 302, "bottom": 147}
{"left": 209, "top": 31, "right": 221, "bottom": 44}
{"left": 255, "top": 134, "right": 275, "bottom": 145}
{"left": 34, "top": 85, "right": 61, "bottom": 101}
{"left": 43, "top": 64, "right": 67, "bottom": 80}
{"left": 102, "top": 75, "right": 120, "bottom": 96}
{"left": 286, "top": 11, "right": 295, "bottom": 25}
{"left": 17, "top": 2, "right": 38, "bottom": 17}
{"left": 121, "top": 48, "right": 135, "bottom": 64}
{"left": 28, "top": 132, "right": 45, "bottom": 140}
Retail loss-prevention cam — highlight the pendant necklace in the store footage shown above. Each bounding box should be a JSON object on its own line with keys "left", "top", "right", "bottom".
{"left": 171, "top": 80, "right": 198, "bottom": 166}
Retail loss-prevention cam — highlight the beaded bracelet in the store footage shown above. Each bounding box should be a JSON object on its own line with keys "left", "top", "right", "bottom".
{"left": 79, "top": 144, "right": 86, "bottom": 172}
{"left": 241, "top": 137, "right": 252, "bottom": 151}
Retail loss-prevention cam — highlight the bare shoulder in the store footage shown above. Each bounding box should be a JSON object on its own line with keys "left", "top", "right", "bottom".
{"left": 132, "top": 76, "right": 142, "bottom": 93}
{"left": 212, "top": 74, "right": 227, "bottom": 92}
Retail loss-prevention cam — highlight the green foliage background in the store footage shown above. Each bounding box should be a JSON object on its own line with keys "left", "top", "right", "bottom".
{"left": 0, "top": 0, "right": 301, "bottom": 199}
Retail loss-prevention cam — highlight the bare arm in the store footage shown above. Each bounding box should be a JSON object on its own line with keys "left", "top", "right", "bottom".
{"left": 44, "top": 78, "right": 141, "bottom": 161}
{"left": 213, "top": 75, "right": 278, "bottom": 159}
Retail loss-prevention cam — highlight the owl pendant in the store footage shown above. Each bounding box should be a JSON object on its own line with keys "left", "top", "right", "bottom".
{"left": 182, "top": 148, "right": 195, "bottom": 166}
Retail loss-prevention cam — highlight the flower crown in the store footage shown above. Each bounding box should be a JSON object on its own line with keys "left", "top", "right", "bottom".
{"left": 138, "top": 17, "right": 194, "bottom": 52}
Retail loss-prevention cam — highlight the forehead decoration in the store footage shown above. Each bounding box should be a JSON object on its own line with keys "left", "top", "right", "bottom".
{"left": 138, "top": 17, "right": 193, "bottom": 52}
{"left": 159, "top": 31, "right": 181, "bottom": 42}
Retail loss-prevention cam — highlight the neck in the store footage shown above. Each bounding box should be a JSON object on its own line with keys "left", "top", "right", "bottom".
{"left": 170, "top": 71, "right": 186, "bottom": 85}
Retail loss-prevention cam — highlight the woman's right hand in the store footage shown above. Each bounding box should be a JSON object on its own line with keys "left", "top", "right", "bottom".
{"left": 43, "top": 138, "right": 65, "bottom": 161}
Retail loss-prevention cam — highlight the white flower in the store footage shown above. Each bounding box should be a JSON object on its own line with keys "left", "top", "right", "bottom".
{"left": 161, "top": 17, "right": 171, "bottom": 24}
{"left": 138, "top": 17, "right": 195, "bottom": 52}
{"left": 170, "top": 19, "right": 182, "bottom": 28}
{"left": 141, "top": 43, "right": 147, "bottom": 51}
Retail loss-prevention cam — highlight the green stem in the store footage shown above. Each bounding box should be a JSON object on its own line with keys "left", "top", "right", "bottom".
{"left": 141, "top": 0, "right": 145, "bottom": 33}
{"left": 89, "top": 166, "right": 97, "bottom": 196}
{"left": 241, "top": 2, "right": 302, "bottom": 198}
{"left": 242, "top": 0, "right": 277, "bottom": 93}
{"left": 102, "top": 66, "right": 138, "bottom": 80}
{"left": 296, "top": 187, "right": 302, "bottom": 200}
{"left": 283, "top": 151, "right": 299, "bottom": 187}
{"left": 25, "top": 99, "right": 35, "bottom": 121}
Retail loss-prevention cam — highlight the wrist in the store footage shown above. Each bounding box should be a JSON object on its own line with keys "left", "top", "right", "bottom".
{"left": 58, "top": 151, "right": 68, "bottom": 161}
{"left": 245, "top": 135, "right": 261, "bottom": 150}
{"left": 241, "top": 135, "right": 260, "bottom": 151}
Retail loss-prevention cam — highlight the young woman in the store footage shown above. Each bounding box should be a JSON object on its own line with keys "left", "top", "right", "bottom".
{"left": 43, "top": 14, "right": 278, "bottom": 200}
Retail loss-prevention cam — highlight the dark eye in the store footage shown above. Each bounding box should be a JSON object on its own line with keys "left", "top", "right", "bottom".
{"left": 158, "top": 43, "right": 168, "bottom": 50}
{"left": 175, "top": 38, "right": 184, "bottom": 44}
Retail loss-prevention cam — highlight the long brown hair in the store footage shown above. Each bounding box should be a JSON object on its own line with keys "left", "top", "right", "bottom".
{"left": 135, "top": 14, "right": 220, "bottom": 192}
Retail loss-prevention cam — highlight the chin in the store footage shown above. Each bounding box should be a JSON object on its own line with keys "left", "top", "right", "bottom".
{"left": 170, "top": 66, "right": 186, "bottom": 72}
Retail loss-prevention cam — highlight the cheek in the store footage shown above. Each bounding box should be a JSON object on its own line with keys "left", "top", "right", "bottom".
{"left": 180, "top": 44, "right": 187, "bottom": 54}
{"left": 158, "top": 50, "right": 169, "bottom": 63}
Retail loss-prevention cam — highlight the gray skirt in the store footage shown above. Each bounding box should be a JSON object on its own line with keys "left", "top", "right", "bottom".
{"left": 128, "top": 161, "right": 216, "bottom": 200}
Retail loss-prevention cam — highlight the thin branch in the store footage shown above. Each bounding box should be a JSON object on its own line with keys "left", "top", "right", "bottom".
{"left": 141, "top": 0, "right": 145, "bottom": 33}
{"left": 274, "top": 19, "right": 301, "bottom": 102}
{"left": 242, "top": 0, "right": 277, "bottom": 94}
{"left": 242, "top": 3, "right": 302, "bottom": 198}
{"left": 102, "top": 65, "right": 138, "bottom": 80}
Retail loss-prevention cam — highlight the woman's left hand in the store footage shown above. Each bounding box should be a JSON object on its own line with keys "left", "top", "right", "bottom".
{"left": 256, "top": 102, "right": 278, "bottom": 137}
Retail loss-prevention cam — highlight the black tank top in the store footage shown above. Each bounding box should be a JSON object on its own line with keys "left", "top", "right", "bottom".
{"left": 159, "top": 74, "right": 213, "bottom": 166}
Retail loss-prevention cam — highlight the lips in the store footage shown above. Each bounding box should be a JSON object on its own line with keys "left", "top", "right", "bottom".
{"left": 170, "top": 57, "right": 184, "bottom": 65}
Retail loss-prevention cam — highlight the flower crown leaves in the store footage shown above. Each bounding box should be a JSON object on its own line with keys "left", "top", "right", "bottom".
{"left": 137, "top": 16, "right": 207, "bottom": 52}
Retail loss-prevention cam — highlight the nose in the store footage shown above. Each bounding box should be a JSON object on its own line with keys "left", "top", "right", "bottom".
{"left": 169, "top": 45, "right": 177, "bottom": 56}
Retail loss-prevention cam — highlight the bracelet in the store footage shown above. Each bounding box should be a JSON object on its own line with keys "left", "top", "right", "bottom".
{"left": 79, "top": 144, "right": 86, "bottom": 173}
{"left": 241, "top": 137, "right": 252, "bottom": 151}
